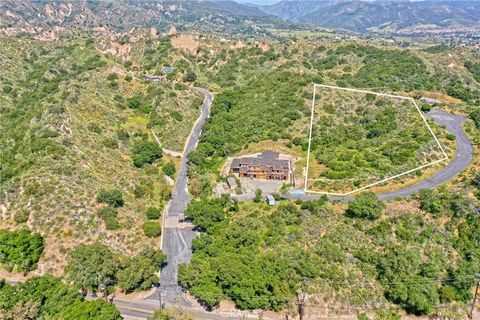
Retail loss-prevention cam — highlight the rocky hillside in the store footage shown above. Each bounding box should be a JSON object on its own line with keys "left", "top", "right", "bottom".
{"left": 259, "top": 0, "right": 480, "bottom": 34}
{"left": 0, "top": 0, "right": 285, "bottom": 37}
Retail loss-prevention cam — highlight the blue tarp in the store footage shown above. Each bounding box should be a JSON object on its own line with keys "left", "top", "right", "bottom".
{"left": 288, "top": 189, "right": 305, "bottom": 195}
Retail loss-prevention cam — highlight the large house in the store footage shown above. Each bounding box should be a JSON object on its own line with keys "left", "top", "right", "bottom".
{"left": 230, "top": 151, "right": 291, "bottom": 181}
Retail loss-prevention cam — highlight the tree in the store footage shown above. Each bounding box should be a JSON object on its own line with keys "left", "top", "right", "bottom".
{"left": 52, "top": 299, "right": 122, "bottom": 320}
{"left": 254, "top": 189, "right": 262, "bottom": 203}
{"left": 65, "top": 243, "right": 120, "bottom": 294}
{"left": 143, "top": 221, "right": 162, "bottom": 238}
{"left": 346, "top": 192, "right": 385, "bottom": 220}
{"left": 15, "top": 276, "right": 82, "bottom": 317}
{"left": 162, "top": 162, "right": 176, "bottom": 177}
{"left": 184, "top": 71, "right": 197, "bottom": 83}
{"left": 139, "top": 247, "right": 167, "bottom": 269}
{"left": 145, "top": 207, "right": 161, "bottom": 220}
{"left": 116, "top": 248, "right": 166, "bottom": 293}
{"left": 96, "top": 189, "right": 124, "bottom": 208}
{"left": 0, "top": 276, "right": 86, "bottom": 319}
{"left": 117, "top": 256, "right": 159, "bottom": 293}
{"left": 132, "top": 140, "right": 162, "bottom": 167}
{"left": 0, "top": 229, "right": 44, "bottom": 272}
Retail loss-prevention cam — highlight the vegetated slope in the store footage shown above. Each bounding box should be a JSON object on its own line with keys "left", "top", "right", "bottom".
{"left": 187, "top": 41, "right": 478, "bottom": 194}
{"left": 179, "top": 39, "right": 480, "bottom": 317}
{"left": 0, "top": 275, "right": 122, "bottom": 319}
{"left": 0, "top": 34, "right": 198, "bottom": 274}
{"left": 179, "top": 193, "right": 478, "bottom": 318}
{"left": 0, "top": 0, "right": 285, "bottom": 37}
{"left": 307, "top": 90, "right": 444, "bottom": 193}
{"left": 260, "top": 0, "right": 480, "bottom": 33}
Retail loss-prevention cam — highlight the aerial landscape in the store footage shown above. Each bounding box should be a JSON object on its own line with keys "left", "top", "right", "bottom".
{"left": 0, "top": 0, "right": 479, "bottom": 319}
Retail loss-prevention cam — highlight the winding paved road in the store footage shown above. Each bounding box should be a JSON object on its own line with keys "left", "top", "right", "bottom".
{"left": 148, "top": 87, "right": 213, "bottom": 307}
{"left": 117, "top": 106, "right": 473, "bottom": 319}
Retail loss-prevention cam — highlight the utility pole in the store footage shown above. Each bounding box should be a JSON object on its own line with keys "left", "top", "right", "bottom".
{"left": 297, "top": 290, "right": 306, "bottom": 320}
{"left": 155, "top": 283, "right": 163, "bottom": 309}
{"left": 469, "top": 273, "right": 480, "bottom": 320}
{"left": 297, "top": 277, "right": 308, "bottom": 320}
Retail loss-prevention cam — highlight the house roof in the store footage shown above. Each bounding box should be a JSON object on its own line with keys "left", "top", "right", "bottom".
{"left": 231, "top": 151, "right": 289, "bottom": 171}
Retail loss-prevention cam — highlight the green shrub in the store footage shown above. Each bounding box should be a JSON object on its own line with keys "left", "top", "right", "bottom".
{"left": 446, "top": 133, "right": 456, "bottom": 141}
{"left": 107, "top": 74, "right": 118, "bottom": 81}
{"left": 184, "top": 71, "right": 197, "bottom": 82}
{"left": 346, "top": 192, "right": 385, "bottom": 220}
{"left": 134, "top": 184, "right": 150, "bottom": 198}
{"left": 13, "top": 210, "right": 30, "bottom": 224}
{"left": 104, "top": 216, "right": 120, "bottom": 230}
{"left": 254, "top": 189, "right": 262, "bottom": 203}
{"left": 102, "top": 137, "right": 119, "bottom": 149}
{"left": 53, "top": 299, "right": 122, "bottom": 320}
{"left": 2, "top": 84, "right": 12, "bottom": 93}
{"left": 143, "top": 221, "right": 162, "bottom": 238}
{"left": 97, "top": 207, "right": 120, "bottom": 230}
{"left": 0, "top": 229, "right": 44, "bottom": 272}
{"left": 127, "top": 97, "right": 141, "bottom": 109}
{"left": 170, "top": 111, "right": 183, "bottom": 122}
{"left": 162, "top": 162, "right": 176, "bottom": 177}
{"left": 145, "top": 207, "right": 161, "bottom": 220}
{"left": 96, "top": 189, "right": 124, "bottom": 207}
{"left": 132, "top": 140, "right": 162, "bottom": 167}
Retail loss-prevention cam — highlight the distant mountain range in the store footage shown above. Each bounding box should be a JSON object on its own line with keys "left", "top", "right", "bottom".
{"left": 0, "top": 0, "right": 282, "bottom": 36}
{"left": 257, "top": 0, "right": 480, "bottom": 33}
{"left": 1, "top": 0, "right": 479, "bottom": 36}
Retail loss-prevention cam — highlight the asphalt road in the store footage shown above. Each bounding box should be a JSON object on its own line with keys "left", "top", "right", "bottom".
{"left": 120, "top": 108, "right": 472, "bottom": 319}
{"left": 147, "top": 87, "right": 214, "bottom": 307}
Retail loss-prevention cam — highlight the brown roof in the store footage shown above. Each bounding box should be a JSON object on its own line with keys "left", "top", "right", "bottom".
{"left": 231, "top": 151, "right": 289, "bottom": 171}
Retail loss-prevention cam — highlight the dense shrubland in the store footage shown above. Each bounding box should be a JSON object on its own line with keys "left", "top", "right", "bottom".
{"left": 0, "top": 229, "right": 44, "bottom": 273}
{"left": 65, "top": 243, "right": 166, "bottom": 294}
{"left": 0, "top": 276, "right": 122, "bottom": 320}
{"left": 179, "top": 192, "right": 479, "bottom": 316}
{"left": 308, "top": 91, "right": 442, "bottom": 190}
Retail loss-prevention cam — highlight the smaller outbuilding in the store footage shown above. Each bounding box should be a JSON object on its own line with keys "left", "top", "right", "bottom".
{"left": 266, "top": 194, "right": 276, "bottom": 206}
{"left": 163, "top": 66, "right": 174, "bottom": 74}
{"left": 226, "top": 177, "right": 238, "bottom": 191}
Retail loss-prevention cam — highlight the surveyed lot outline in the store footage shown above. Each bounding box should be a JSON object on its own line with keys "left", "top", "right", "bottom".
{"left": 304, "top": 84, "right": 448, "bottom": 196}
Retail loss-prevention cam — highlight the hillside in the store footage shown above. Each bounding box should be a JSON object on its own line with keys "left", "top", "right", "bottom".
{"left": 1, "top": 3, "right": 480, "bottom": 318}
{"left": 0, "top": 32, "right": 204, "bottom": 274}
{"left": 0, "top": 0, "right": 286, "bottom": 38}
{"left": 260, "top": 0, "right": 480, "bottom": 34}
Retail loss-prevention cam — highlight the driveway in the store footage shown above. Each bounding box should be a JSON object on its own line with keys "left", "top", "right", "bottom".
{"left": 149, "top": 87, "right": 214, "bottom": 307}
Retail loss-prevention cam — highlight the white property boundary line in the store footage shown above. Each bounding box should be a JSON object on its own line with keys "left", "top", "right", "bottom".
{"left": 304, "top": 84, "right": 449, "bottom": 196}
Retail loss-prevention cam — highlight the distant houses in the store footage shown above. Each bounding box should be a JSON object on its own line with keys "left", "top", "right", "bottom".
{"left": 144, "top": 66, "right": 173, "bottom": 82}
{"left": 144, "top": 74, "right": 165, "bottom": 81}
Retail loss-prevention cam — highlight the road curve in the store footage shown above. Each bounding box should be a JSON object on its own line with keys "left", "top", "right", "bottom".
{"left": 289, "top": 109, "right": 474, "bottom": 202}
{"left": 120, "top": 108, "right": 472, "bottom": 319}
